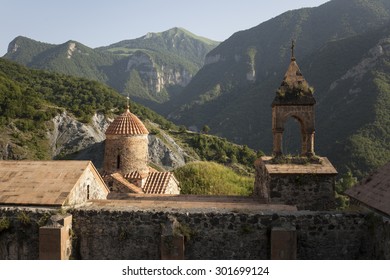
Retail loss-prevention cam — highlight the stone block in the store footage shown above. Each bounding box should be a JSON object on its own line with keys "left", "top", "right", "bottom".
{"left": 39, "top": 214, "right": 72, "bottom": 260}
{"left": 271, "top": 226, "right": 297, "bottom": 259}
{"left": 160, "top": 235, "right": 185, "bottom": 260}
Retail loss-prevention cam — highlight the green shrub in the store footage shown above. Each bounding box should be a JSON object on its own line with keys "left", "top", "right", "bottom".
{"left": 0, "top": 217, "right": 11, "bottom": 232}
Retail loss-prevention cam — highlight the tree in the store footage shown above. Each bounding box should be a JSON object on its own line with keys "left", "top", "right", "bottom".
{"left": 202, "top": 125, "right": 210, "bottom": 134}
{"left": 335, "top": 171, "right": 358, "bottom": 194}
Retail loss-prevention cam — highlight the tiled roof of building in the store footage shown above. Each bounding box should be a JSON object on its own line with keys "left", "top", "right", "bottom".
{"left": 142, "top": 172, "right": 178, "bottom": 194}
{"left": 110, "top": 173, "right": 143, "bottom": 194}
{"left": 105, "top": 108, "right": 148, "bottom": 135}
{"left": 346, "top": 162, "right": 390, "bottom": 217}
{"left": 123, "top": 171, "right": 143, "bottom": 180}
{"left": 0, "top": 161, "right": 106, "bottom": 206}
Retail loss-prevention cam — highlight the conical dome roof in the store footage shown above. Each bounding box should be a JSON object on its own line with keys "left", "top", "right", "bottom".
{"left": 105, "top": 108, "right": 149, "bottom": 135}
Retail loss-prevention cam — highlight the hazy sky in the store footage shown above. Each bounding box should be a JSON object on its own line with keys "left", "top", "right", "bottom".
{"left": 1, "top": 0, "right": 330, "bottom": 56}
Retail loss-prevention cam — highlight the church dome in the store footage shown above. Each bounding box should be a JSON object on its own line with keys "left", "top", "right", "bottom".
{"left": 105, "top": 108, "right": 149, "bottom": 135}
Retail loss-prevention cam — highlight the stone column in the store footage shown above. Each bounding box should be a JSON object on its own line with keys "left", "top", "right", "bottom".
{"left": 272, "top": 130, "right": 283, "bottom": 156}
{"left": 302, "top": 131, "right": 315, "bottom": 156}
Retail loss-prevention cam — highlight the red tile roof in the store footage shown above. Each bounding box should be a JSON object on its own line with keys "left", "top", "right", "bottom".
{"left": 143, "top": 172, "right": 177, "bottom": 194}
{"left": 123, "top": 171, "right": 142, "bottom": 180}
{"left": 105, "top": 109, "right": 148, "bottom": 135}
{"left": 346, "top": 162, "right": 390, "bottom": 217}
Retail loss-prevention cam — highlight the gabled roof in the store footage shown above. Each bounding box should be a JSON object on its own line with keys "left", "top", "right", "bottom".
{"left": 105, "top": 108, "right": 148, "bottom": 136}
{"left": 0, "top": 161, "right": 107, "bottom": 207}
{"left": 110, "top": 173, "right": 143, "bottom": 194}
{"left": 142, "top": 172, "right": 178, "bottom": 194}
{"left": 346, "top": 162, "right": 390, "bottom": 217}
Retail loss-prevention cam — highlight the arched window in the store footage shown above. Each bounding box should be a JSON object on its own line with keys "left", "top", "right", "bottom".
{"left": 87, "top": 185, "right": 90, "bottom": 200}
{"left": 282, "top": 117, "right": 303, "bottom": 155}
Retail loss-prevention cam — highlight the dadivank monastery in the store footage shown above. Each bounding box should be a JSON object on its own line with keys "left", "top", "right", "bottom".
{"left": 0, "top": 45, "right": 389, "bottom": 260}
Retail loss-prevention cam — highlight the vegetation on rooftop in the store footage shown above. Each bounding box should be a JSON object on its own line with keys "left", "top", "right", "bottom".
{"left": 269, "top": 155, "right": 322, "bottom": 165}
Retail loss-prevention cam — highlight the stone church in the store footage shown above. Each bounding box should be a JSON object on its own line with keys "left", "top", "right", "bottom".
{"left": 101, "top": 105, "right": 180, "bottom": 194}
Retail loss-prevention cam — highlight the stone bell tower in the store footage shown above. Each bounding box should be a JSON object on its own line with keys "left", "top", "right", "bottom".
{"left": 103, "top": 105, "right": 149, "bottom": 176}
{"left": 272, "top": 41, "right": 316, "bottom": 157}
{"left": 253, "top": 41, "right": 337, "bottom": 211}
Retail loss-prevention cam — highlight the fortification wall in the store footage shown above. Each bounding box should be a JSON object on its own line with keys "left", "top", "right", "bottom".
{"left": 1, "top": 206, "right": 389, "bottom": 260}
{"left": 0, "top": 208, "right": 54, "bottom": 260}
{"left": 367, "top": 215, "right": 390, "bottom": 259}
{"left": 70, "top": 207, "right": 370, "bottom": 260}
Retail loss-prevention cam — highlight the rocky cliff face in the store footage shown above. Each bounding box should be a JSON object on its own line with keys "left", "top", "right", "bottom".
{"left": 330, "top": 37, "right": 390, "bottom": 91}
{"left": 48, "top": 111, "right": 110, "bottom": 158}
{"left": 126, "top": 51, "right": 192, "bottom": 93}
{"left": 148, "top": 126, "right": 189, "bottom": 170}
{"left": 0, "top": 140, "right": 24, "bottom": 160}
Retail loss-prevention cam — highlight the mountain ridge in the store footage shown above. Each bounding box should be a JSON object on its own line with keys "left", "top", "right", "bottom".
{"left": 3, "top": 27, "right": 219, "bottom": 105}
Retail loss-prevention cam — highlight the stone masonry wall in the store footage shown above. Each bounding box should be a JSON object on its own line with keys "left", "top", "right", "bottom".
{"left": 67, "top": 167, "right": 108, "bottom": 206}
{"left": 70, "top": 208, "right": 373, "bottom": 260}
{"left": 254, "top": 160, "right": 335, "bottom": 210}
{"left": 366, "top": 215, "right": 390, "bottom": 259}
{"left": 268, "top": 174, "right": 336, "bottom": 210}
{"left": 0, "top": 208, "right": 54, "bottom": 259}
{"left": 103, "top": 135, "right": 149, "bottom": 175}
{"left": 1, "top": 207, "right": 389, "bottom": 260}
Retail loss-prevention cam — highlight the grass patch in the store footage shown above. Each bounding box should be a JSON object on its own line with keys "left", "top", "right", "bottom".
{"left": 174, "top": 161, "right": 254, "bottom": 195}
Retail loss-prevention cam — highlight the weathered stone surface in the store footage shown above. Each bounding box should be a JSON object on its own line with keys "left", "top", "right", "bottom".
{"left": 39, "top": 214, "right": 72, "bottom": 260}
{"left": 254, "top": 157, "right": 337, "bottom": 211}
{"left": 271, "top": 226, "right": 297, "bottom": 259}
{"left": 272, "top": 105, "right": 315, "bottom": 156}
{"left": 104, "top": 134, "right": 149, "bottom": 175}
{"left": 0, "top": 208, "right": 55, "bottom": 260}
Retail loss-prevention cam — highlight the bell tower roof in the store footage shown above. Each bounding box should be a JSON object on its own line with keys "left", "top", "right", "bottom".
{"left": 272, "top": 41, "right": 316, "bottom": 106}
{"left": 105, "top": 107, "right": 149, "bottom": 136}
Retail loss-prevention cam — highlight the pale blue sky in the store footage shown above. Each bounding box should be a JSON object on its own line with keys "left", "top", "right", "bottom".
{"left": 0, "top": 0, "right": 329, "bottom": 56}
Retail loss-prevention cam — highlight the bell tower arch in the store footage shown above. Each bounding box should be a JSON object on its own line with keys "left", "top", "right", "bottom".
{"left": 271, "top": 41, "right": 316, "bottom": 157}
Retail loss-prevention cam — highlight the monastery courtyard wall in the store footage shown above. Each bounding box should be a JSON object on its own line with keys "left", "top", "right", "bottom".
{"left": 0, "top": 199, "right": 389, "bottom": 260}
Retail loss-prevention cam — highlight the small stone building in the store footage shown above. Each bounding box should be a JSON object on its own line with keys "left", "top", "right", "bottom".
{"left": 102, "top": 106, "right": 180, "bottom": 194}
{"left": 254, "top": 43, "right": 337, "bottom": 210}
{"left": 0, "top": 160, "right": 108, "bottom": 207}
{"left": 254, "top": 156, "right": 337, "bottom": 210}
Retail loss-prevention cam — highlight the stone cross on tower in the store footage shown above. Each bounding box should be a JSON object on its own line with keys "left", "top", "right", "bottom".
{"left": 271, "top": 42, "right": 316, "bottom": 157}
{"left": 291, "top": 39, "right": 295, "bottom": 59}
